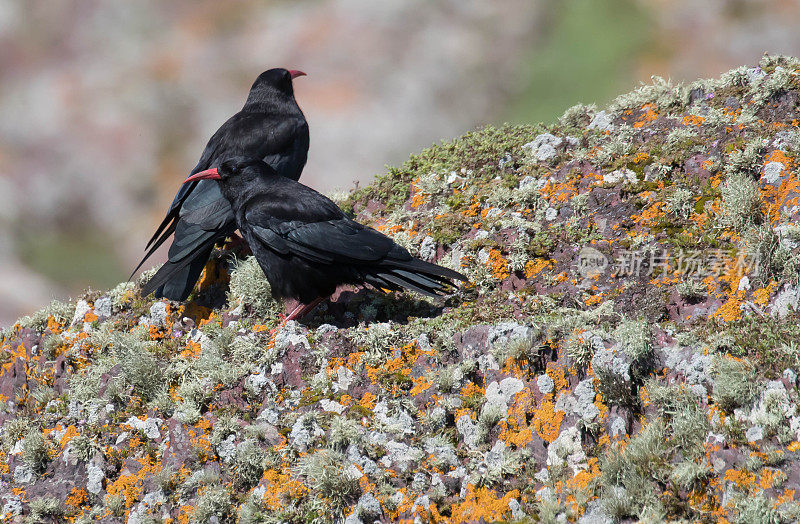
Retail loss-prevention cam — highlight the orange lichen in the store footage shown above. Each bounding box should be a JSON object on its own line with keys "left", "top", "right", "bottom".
{"left": 196, "top": 310, "right": 218, "bottom": 328}
{"left": 759, "top": 468, "right": 782, "bottom": 489}
{"left": 106, "top": 474, "right": 140, "bottom": 508}
{"left": 632, "top": 202, "right": 666, "bottom": 226}
{"left": 683, "top": 114, "right": 706, "bottom": 126}
{"left": 189, "top": 435, "right": 213, "bottom": 463}
{"left": 546, "top": 366, "right": 569, "bottom": 394}
{"left": 262, "top": 468, "right": 308, "bottom": 510}
{"left": 487, "top": 249, "right": 509, "bottom": 280}
{"left": 566, "top": 457, "right": 600, "bottom": 491}
{"left": 498, "top": 388, "right": 535, "bottom": 448}
{"left": 766, "top": 148, "right": 793, "bottom": 167}
{"left": 460, "top": 382, "right": 483, "bottom": 398}
{"left": 584, "top": 292, "right": 604, "bottom": 306}
{"left": 633, "top": 103, "right": 658, "bottom": 128}
{"left": 524, "top": 258, "right": 552, "bottom": 278}
{"left": 752, "top": 282, "right": 778, "bottom": 306}
{"left": 65, "top": 487, "right": 89, "bottom": 508}
{"left": 763, "top": 176, "right": 800, "bottom": 223}
{"left": 58, "top": 425, "right": 80, "bottom": 450}
{"left": 410, "top": 376, "right": 432, "bottom": 396}
{"left": 724, "top": 469, "right": 756, "bottom": 492}
{"left": 409, "top": 178, "right": 428, "bottom": 209}
{"left": 177, "top": 505, "right": 195, "bottom": 524}
{"left": 454, "top": 408, "right": 476, "bottom": 422}
{"left": 365, "top": 342, "right": 434, "bottom": 392}
{"left": 531, "top": 399, "right": 565, "bottom": 443}
{"left": 464, "top": 201, "right": 481, "bottom": 217}
{"left": 450, "top": 486, "right": 520, "bottom": 523}
{"left": 359, "top": 391, "right": 377, "bottom": 410}
{"left": 46, "top": 316, "right": 64, "bottom": 334}
{"left": 180, "top": 340, "right": 202, "bottom": 359}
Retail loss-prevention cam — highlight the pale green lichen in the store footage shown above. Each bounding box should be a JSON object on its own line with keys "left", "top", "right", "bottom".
{"left": 711, "top": 356, "right": 760, "bottom": 414}
{"left": 227, "top": 256, "right": 280, "bottom": 316}
{"left": 297, "top": 450, "right": 360, "bottom": 515}
{"left": 232, "top": 439, "right": 266, "bottom": 490}
{"left": 677, "top": 279, "right": 706, "bottom": 302}
{"left": 559, "top": 103, "right": 597, "bottom": 131}
{"left": 608, "top": 76, "right": 687, "bottom": 114}
{"left": 718, "top": 172, "right": 762, "bottom": 231}
{"left": 21, "top": 430, "right": 52, "bottom": 475}
{"left": 16, "top": 299, "right": 74, "bottom": 332}
{"left": 194, "top": 483, "right": 234, "bottom": 524}
{"left": 26, "top": 496, "right": 63, "bottom": 523}
{"left": 742, "top": 223, "right": 790, "bottom": 284}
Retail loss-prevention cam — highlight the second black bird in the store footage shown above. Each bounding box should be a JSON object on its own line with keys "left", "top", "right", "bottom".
{"left": 182, "top": 157, "right": 468, "bottom": 320}
{"left": 136, "top": 68, "right": 309, "bottom": 300}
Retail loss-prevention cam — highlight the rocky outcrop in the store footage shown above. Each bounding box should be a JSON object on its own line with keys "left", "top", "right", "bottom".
{"left": 3, "top": 56, "right": 800, "bottom": 522}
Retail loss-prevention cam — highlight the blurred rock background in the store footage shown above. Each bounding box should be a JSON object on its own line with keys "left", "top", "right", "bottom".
{"left": 0, "top": 0, "right": 799, "bottom": 325}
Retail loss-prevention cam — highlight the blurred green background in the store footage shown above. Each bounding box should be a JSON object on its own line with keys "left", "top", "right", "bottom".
{"left": 509, "top": 0, "right": 652, "bottom": 124}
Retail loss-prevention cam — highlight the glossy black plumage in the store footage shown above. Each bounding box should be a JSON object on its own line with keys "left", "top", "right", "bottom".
{"left": 136, "top": 69, "right": 309, "bottom": 299}
{"left": 191, "top": 157, "right": 467, "bottom": 305}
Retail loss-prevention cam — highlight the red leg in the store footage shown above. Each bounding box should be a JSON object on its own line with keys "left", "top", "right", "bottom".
{"left": 268, "top": 298, "right": 324, "bottom": 341}
{"left": 285, "top": 297, "right": 325, "bottom": 321}
{"left": 283, "top": 302, "right": 307, "bottom": 321}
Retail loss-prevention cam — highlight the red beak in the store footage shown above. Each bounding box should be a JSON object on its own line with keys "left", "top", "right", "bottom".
{"left": 289, "top": 70, "right": 307, "bottom": 79}
{"left": 184, "top": 168, "right": 221, "bottom": 183}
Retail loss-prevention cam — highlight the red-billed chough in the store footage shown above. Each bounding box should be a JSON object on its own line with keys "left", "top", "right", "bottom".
{"left": 135, "top": 68, "right": 309, "bottom": 300}
{"left": 183, "top": 157, "right": 468, "bottom": 320}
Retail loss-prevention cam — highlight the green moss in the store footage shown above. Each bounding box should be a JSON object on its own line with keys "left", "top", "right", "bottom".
{"left": 428, "top": 213, "right": 471, "bottom": 246}
{"left": 344, "top": 124, "right": 540, "bottom": 215}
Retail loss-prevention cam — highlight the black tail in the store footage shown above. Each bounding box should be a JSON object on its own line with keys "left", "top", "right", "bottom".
{"left": 140, "top": 242, "right": 215, "bottom": 300}
{"left": 129, "top": 221, "right": 178, "bottom": 281}
{"left": 370, "top": 257, "right": 467, "bottom": 297}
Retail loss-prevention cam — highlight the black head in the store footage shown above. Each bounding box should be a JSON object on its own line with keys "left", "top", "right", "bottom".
{"left": 244, "top": 68, "right": 306, "bottom": 106}
{"left": 184, "top": 157, "right": 277, "bottom": 187}
{"left": 217, "top": 157, "right": 276, "bottom": 181}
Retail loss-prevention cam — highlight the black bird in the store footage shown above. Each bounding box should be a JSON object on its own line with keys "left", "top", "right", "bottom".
{"left": 182, "top": 157, "right": 468, "bottom": 320}
{"left": 135, "top": 68, "right": 309, "bottom": 300}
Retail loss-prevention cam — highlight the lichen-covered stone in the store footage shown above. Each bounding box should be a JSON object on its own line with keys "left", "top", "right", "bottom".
{"left": 3, "top": 57, "right": 800, "bottom": 521}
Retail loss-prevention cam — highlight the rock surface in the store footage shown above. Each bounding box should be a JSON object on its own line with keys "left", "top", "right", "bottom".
{"left": 3, "top": 56, "right": 800, "bottom": 522}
